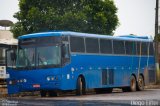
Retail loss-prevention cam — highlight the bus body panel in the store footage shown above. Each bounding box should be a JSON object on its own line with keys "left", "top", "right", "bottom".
{"left": 7, "top": 54, "right": 155, "bottom": 94}
{"left": 6, "top": 31, "right": 155, "bottom": 94}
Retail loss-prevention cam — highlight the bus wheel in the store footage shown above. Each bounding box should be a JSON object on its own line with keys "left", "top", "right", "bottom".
{"left": 130, "top": 75, "right": 137, "bottom": 92}
{"left": 49, "top": 91, "right": 60, "bottom": 97}
{"left": 76, "top": 77, "right": 85, "bottom": 95}
{"left": 137, "top": 75, "right": 144, "bottom": 91}
{"left": 40, "top": 90, "right": 47, "bottom": 97}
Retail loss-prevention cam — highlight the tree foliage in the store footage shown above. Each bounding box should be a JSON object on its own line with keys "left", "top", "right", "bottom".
{"left": 11, "top": 0, "right": 119, "bottom": 38}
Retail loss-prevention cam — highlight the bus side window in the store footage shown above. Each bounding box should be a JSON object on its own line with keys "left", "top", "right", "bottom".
{"left": 113, "top": 40, "right": 125, "bottom": 54}
{"left": 100, "top": 39, "right": 112, "bottom": 54}
{"left": 136, "top": 42, "right": 141, "bottom": 55}
{"left": 70, "top": 37, "right": 85, "bottom": 53}
{"left": 125, "top": 41, "right": 136, "bottom": 55}
{"left": 149, "top": 43, "right": 154, "bottom": 56}
{"left": 86, "top": 38, "right": 99, "bottom": 53}
{"left": 125, "top": 41, "right": 133, "bottom": 55}
{"left": 141, "top": 42, "right": 148, "bottom": 56}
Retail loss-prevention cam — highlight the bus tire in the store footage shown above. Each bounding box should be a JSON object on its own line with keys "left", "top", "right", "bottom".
{"left": 76, "top": 77, "right": 86, "bottom": 95}
{"left": 49, "top": 91, "right": 60, "bottom": 97}
{"left": 130, "top": 75, "right": 137, "bottom": 92}
{"left": 137, "top": 75, "right": 144, "bottom": 91}
{"left": 40, "top": 90, "right": 47, "bottom": 97}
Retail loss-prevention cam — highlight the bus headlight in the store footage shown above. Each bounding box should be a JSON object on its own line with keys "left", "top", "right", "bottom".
{"left": 47, "top": 76, "right": 60, "bottom": 81}
{"left": 47, "top": 77, "right": 50, "bottom": 81}
{"left": 51, "top": 77, "right": 55, "bottom": 81}
{"left": 23, "top": 79, "right": 27, "bottom": 83}
{"left": 9, "top": 81, "right": 12, "bottom": 85}
{"left": 20, "top": 80, "right": 23, "bottom": 83}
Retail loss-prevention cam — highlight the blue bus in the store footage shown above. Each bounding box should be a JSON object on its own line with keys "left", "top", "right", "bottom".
{"left": 6, "top": 31, "right": 155, "bottom": 96}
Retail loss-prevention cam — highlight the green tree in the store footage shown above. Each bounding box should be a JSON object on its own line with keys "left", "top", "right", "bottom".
{"left": 11, "top": 0, "right": 119, "bottom": 38}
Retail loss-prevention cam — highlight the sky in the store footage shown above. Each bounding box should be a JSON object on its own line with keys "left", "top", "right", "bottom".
{"left": 114, "top": 0, "right": 156, "bottom": 37}
{"left": 0, "top": 0, "right": 156, "bottom": 37}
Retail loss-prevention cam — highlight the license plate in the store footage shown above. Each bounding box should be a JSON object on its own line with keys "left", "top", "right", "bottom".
{"left": 33, "top": 84, "right": 40, "bottom": 88}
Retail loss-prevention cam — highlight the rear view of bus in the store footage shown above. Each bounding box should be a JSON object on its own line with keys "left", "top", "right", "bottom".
{"left": 6, "top": 31, "right": 155, "bottom": 97}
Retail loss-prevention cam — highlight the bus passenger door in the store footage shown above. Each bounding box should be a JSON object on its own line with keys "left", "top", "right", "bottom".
{"left": 6, "top": 49, "right": 19, "bottom": 94}
{"left": 6, "top": 49, "right": 17, "bottom": 69}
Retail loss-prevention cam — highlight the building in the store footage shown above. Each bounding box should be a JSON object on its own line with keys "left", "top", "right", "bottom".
{"left": 0, "top": 30, "right": 17, "bottom": 44}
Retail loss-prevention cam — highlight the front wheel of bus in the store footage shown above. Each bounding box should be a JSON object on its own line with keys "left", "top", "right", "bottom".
{"left": 49, "top": 91, "right": 60, "bottom": 97}
{"left": 137, "top": 75, "right": 144, "bottom": 91}
{"left": 40, "top": 90, "right": 47, "bottom": 97}
{"left": 130, "top": 75, "right": 137, "bottom": 92}
{"left": 76, "top": 77, "right": 86, "bottom": 95}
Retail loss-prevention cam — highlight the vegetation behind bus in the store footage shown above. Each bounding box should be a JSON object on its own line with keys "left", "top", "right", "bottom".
{"left": 11, "top": 0, "right": 119, "bottom": 38}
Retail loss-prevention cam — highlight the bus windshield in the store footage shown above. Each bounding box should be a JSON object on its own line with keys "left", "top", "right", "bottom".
{"left": 16, "top": 36, "right": 62, "bottom": 69}
{"left": 37, "top": 45, "right": 61, "bottom": 68}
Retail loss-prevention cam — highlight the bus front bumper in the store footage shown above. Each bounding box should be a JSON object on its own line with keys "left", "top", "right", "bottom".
{"left": 20, "top": 82, "right": 61, "bottom": 91}
{"left": 8, "top": 82, "right": 61, "bottom": 94}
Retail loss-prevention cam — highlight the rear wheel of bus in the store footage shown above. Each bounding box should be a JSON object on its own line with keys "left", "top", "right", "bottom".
{"left": 76, "top": 76, "right": 86, "bottom": 95}
{"left": 129, "top": 75, "right": 137, "bottom": 92}
{"left": 122, "top": 75, "right": 136, "bottom": 92}
{"left": 137, "top": 75, "right": 144, "bottom": 91}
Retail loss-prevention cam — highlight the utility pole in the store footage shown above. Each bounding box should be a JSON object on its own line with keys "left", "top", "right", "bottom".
{"left": 155, "top": 0, "right": 160, "bottom": 84}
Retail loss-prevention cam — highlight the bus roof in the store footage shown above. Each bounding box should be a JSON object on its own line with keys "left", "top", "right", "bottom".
{"left": 19, "top": 31, "right": 153, "bottom": 42}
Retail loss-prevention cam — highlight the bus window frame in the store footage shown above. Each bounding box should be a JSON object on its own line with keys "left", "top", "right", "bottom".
{"left": 70, "top": 36, "right": 85, "bottom": 53}
{"left": 85, "top": 37, "right": 100, "bottom": 54}
{"left": 113, "top": 40, "right": 125, "bottom": 55}
{"left": 99, "top": 38, "right": 113, "bottom": 54}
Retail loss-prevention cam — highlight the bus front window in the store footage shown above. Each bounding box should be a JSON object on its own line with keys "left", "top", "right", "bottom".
{"left": 17, "top": 36, "right": 62, "bottom": 70}
{"left": 17, "top": 47, "right": 35, "bottom": 68}
{"left": 37, "top": 46, "right": 61, "bottom": 68}
{"left": 17, "top": 46, "right": 61, "bottom": 69}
